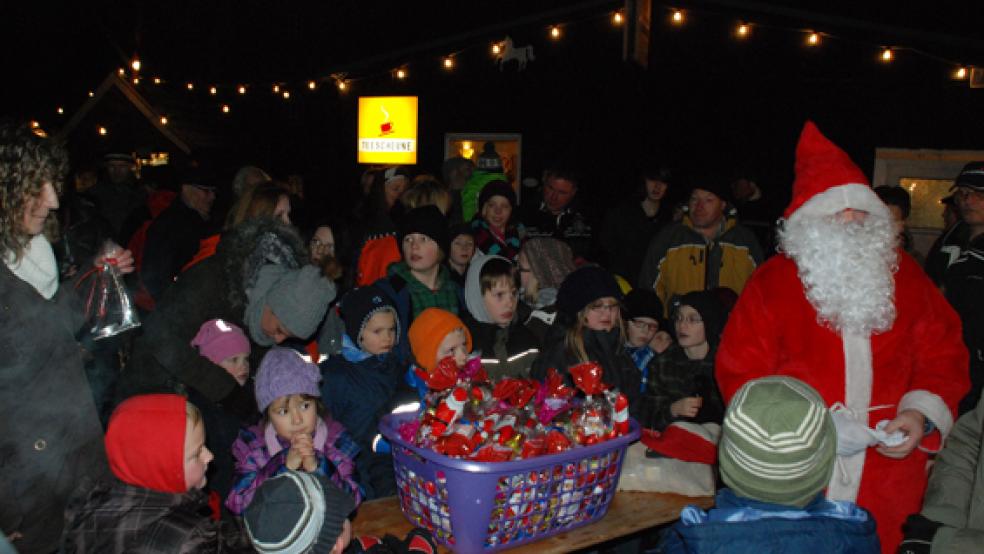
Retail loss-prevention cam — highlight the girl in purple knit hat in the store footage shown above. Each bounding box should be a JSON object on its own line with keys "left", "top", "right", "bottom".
{"left": 226, "top": 347, "right": 362, "bottom": 515}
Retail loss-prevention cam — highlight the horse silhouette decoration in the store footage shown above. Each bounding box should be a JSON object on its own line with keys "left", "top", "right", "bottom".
{"left": 495, "top": 36, "right": 535, "bottom": 71}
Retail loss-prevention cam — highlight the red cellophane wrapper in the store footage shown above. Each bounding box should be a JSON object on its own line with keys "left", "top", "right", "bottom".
{"left": 470, "top": 443, "right": 515, "bottom": 462}
{"left": 569, "top": 361, "right": 606, "bottom": 395}
{"left": 419, "top": 355, "right": 460, "bottom": 391}
{"left": 545, "top": 429, "right": 573, "bottom": 454}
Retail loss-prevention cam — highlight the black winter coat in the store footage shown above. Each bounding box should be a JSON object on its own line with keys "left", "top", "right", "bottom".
{"left": 634, "top": 344, "right": 724, "bottom": 431}
{"left": 464, "top": 315, "right": 541, "bottom": 380}
{"left": 141, "top": 199, "right": 213, "bottom": 302}
{"left": 0, "top": 262, "right": 109, "bottom": 553}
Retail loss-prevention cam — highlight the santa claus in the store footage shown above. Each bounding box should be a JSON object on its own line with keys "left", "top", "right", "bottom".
{"left": 716, "top": 121, "right": 969, "bottom": 553}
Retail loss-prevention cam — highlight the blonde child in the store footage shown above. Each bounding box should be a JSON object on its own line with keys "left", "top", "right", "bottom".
{"left": 226, "top": 348, "right": 361, "bottom": 515}
{"left": 62, "top": 394, "right": 247, "bottom": 552}
{"left": 191, "top": 318, "right": 251, "bottom": 385}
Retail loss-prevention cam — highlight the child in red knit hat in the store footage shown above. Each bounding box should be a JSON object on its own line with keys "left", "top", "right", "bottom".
{"left": 62, "top": 394, "right": 248, "bottom": 552}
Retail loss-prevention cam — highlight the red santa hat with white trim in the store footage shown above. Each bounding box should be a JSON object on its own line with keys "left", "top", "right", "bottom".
{"left": 783, "top": 121, "right": 890, "bottom": 223}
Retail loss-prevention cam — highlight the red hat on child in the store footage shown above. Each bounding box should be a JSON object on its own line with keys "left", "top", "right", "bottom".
{"left": 783, "top": 121, "right": 887, "bottom": 222}
{"left": 105, "top": 394, "right": 188, "bottom": 493}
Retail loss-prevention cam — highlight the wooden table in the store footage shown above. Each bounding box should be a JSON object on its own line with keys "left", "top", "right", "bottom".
{"left": 353, "top": 491, "right": 714, "bottom": 553}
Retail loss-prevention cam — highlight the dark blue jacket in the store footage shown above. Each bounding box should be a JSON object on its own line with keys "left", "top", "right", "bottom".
{"left": 654, "top": 489, "right": 880, "bottom": 554}
{"left": 320, "top": 342, "right": 403, "bottom": 499}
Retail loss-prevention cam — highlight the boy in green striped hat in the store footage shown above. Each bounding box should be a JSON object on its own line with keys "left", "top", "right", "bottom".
{"left": 656, "top": 376, "right": 880, "bottom": 553}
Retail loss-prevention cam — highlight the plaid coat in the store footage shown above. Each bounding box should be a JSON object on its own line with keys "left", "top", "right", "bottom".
{"left": 61, "top": 479, "right": 250, "bottom": 553}
{"left": 635, "top": 344, "right": 724, "bottom": 431}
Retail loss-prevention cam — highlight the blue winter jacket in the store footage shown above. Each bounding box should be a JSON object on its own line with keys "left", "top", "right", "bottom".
{"left": 654, "top": 488, "right": 880, "bottom": 554}
{"left": 320, "top": 336, "right": 403, "bottom": 499}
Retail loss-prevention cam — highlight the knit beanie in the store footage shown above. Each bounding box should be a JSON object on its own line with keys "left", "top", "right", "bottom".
{"left": 718, "top": 376, "right": 836, "bottom": 508}
{"left": 105, "top": 394, "right": 188, "bottom": 493}
{"left": 478, "top": 180, "right": 516, "bottom": 210}
{"left": 623, "top": 288, "right": 666, "bottom": 329}
{"left": 464, "top": 253, "right": 510, "bottom": 324}
{"left": 399, "top": 205, "right": 450, "bottom": 256}
{"left": 521, "top": 237, "right": 575, "bottom": 290}
{"left": 191, "top": 318, "right": 250, "bottom": 365}
{"left": 245, "top": 470, "right": 355, "bottom": 554}
{"left": 556, "top": 265, "right": 622, "bottom": 317}
{"left": 475, "top": 142, "right": 503, "bottom": 172}
{"left": 671, "top": 290, "right": 727, "bottom": 349}
{"left": 255, "top": 347, "right": 322, "bottom": 413}
{"left": 265, "top": 265, "right": 336, "bottom": 341}
{"left": 408, "top": 307, "right": 472, "bottom": 371}
{"left": 449, "top": 222, "right": 475, "bottom": 243}
{"left": 340, "top": 284, "right": 400, "bottom": 348}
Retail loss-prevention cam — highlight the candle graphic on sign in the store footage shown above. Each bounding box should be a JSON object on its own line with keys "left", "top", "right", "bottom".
{"left": 379, "top": 105, "right": 393, "bottom": 135}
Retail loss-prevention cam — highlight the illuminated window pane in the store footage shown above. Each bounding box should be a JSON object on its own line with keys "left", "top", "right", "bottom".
{"left": 898, "top": 178, "right": 953, "bottom": 230}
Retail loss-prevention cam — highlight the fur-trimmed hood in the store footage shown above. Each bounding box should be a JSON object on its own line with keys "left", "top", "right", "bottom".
{"left": 217, "top": 217, "right": 308, "bottom": 313}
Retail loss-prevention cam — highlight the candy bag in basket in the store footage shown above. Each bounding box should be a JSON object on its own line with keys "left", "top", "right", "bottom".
{"left": 83, "top": 242, "right": 141, "bottom": 339}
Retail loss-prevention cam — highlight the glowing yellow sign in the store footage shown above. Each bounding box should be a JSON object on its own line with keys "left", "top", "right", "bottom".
{"left": 358, "top": 96, "right": 418, "bottom": 164}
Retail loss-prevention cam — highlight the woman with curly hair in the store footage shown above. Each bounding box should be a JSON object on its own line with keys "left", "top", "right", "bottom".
{"left": 0, "top": 121, "right": 133, "bottom": 552}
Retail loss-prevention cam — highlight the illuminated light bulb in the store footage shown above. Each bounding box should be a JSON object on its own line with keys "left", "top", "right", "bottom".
{"left": 30, "top": 120, "right": 40, "bottom": 129}
{"left": 88, "top": 91, "right": 94, "bottom": 97}
{"left": 98, "top": 126, "right": 108, "bottom": 136}
{"left": 443, "top": 57, "right": 454, "bottom": 69}
{"left": 56, "top": 107, "right": 64, "bottom": 115}
{"left": 237, "top": 85, "right": 246, "bottom": 95}
{"left": 153, "top": 77, "right": 161, "bottom": 85}
{"left": 282, "top": 90, "right": 291, "bottom": 99}
{"left": 736, "top": 23, "right": 750, "bottom": 37}
{"left": 671, "top": 10, "right": 684, "bottom": 24}
{"left": 549, "top": 26, "right": 561, "bottom": 39}
{"left": 132, "top": 77, "right": 140, "bottom": 85}
{"left": 612, "top": 12, "right": 624, "bottom": 25}
{"left": 806, "top": 32, "right": 820, "bottom": 46}
{"left": 492, "top": 42, "right": 501, "bottom": 55}
{"left": 337, "top": 80, "right": 347, "bottom": 91}
{"left": 395, "top": 68, "right": 407, "bottom": 79}
{"left": 955, "top": 66, "right": 968, "bottom": 79}
{"left": 186, "top": 82, "right": 194, "bottom": 91}
{"left": 273, "top": 84, "right": 280, "bottom": 93}
{"left": 118, "top": 68, "right": 125, "bottom": 76}
{"left": 131, "top": 58, "right": 141, "bottom": 72}
{"left": 881, "top": 48, "right": 893, "bottom": 62}
{"left": 221, "top": 104, "right": 230, "bottom": 113}
{"left": 308, "top": 80, "right": 317, "bottom": 90}
{"left": 159, "top": 116, "right": 168, "bottom": 125}
{"left": 209, "top": 86, "right": 217, "bottom": 95}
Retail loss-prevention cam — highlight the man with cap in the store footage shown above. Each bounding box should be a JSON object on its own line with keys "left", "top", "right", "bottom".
{"left": 657, "top": 376, "right": 880, "bottom": 553}
{"left": 716, "top": 122, "right": 969, "bottom": 552}
{"left": 519, "top": 167, "right": 596, "bottom": 262}
{"left": 923, "top": 193, "right": 968, "bottom": 286}
{"left": 141, "top": 162, "right": 218, "bottom": 302}
{"left": 638, "top": 172, "right": 763, "bottom": 314}
{"left": 943, "top": 161, "right": 984, "bottom": 416}
{"left": 85, "top": 150, "right": 146, "bottom": 242}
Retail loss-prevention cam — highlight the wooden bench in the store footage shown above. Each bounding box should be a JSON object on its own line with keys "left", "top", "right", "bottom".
{"left": 353, "top": 491, "right": 714, "bottom": 553}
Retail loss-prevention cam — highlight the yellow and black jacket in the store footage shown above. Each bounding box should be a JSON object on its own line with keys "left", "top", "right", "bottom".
{"left": 637, "top": 215, "right": 763, "bottom": 313}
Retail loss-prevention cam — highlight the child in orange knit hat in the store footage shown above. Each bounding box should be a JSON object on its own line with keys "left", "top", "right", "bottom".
{"left": 408, "top": 308, "right": 473, "bottom": 373}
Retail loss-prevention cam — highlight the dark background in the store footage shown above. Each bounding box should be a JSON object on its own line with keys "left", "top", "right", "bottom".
{"left": 2, "top": 0, "right": 983, "bottom": 218}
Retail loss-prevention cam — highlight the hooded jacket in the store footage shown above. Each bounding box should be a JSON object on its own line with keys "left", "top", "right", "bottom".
{"left": 462, "top": 253, "right": 540, "bottom": 379}
{"left": 61, "top": 394, "right": 249, "bottom": 553}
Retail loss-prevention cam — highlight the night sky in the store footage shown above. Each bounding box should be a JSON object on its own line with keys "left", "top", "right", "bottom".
{"left": 3, "top": 1, "right": 983, "bottom": 217}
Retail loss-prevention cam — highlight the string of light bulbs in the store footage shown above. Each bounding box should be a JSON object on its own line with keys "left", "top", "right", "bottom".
{"left": 38, "top": 3, "right": 978, "bottom": 138}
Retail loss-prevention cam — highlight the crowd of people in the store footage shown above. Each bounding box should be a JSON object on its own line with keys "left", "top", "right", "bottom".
{"left": 1, "top": 119, "right": 982, "bottom": 554}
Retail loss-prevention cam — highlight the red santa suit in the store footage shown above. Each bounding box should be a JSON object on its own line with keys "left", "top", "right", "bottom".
{"left": 715, "top": 122, "right": 969, "bottom": 553}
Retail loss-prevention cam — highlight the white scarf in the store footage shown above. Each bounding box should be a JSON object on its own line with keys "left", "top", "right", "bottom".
{"left": 4, "top": 234, "right": 59, "bottom": 299}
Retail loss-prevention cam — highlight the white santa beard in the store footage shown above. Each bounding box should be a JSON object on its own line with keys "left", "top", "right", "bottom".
{"left": 778, "top": 213, "right": 898, "bottom": 336}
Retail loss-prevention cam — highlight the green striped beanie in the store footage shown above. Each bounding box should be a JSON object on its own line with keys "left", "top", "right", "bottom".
{"left": 719, "top": 376, "right": 836, "bottom": 508}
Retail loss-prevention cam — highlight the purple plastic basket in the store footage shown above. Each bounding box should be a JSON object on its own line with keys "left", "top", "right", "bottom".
{"left": 379, "top": 413, "right": 641, "bottom": 553}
